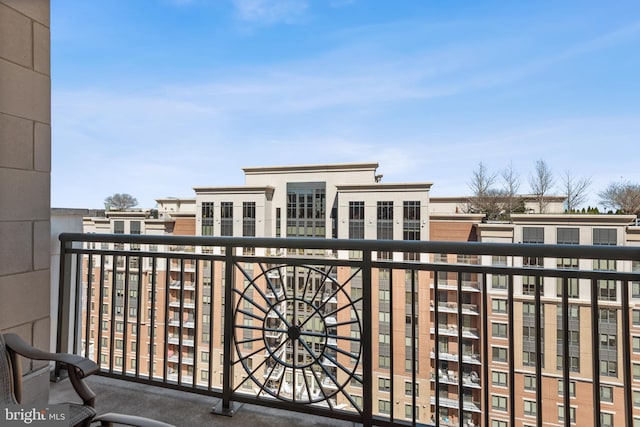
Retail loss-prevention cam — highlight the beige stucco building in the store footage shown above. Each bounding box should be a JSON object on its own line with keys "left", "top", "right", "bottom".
{"left": 0, "top": 0, "right": 51, "bottom": 405}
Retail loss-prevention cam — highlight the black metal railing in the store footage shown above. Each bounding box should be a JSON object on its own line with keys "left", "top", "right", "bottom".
{"left": 56, "top": 233, "right": 640, "bottom": 427}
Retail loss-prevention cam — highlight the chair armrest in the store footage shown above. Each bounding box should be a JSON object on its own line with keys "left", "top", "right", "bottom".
{"left": 3, "top": 333, "right": 98, "bottom": 378}
{"left": 93, "top": 413, "right": 176, "bottom": 427}
{"left": 4, "top": 333, "right": 98, "bottom": 406}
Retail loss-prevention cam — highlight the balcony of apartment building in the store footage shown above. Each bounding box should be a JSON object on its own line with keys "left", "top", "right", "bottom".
{"left": 43, "top": 231, "right": 640, "bottom": 427}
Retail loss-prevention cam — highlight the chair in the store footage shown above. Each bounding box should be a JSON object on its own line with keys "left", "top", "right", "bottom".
{"left": 1, "top": 333, "right": 175, "bottom": 427}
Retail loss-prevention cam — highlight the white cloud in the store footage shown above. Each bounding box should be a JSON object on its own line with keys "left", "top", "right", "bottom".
{"left": 231, "top": 0, "right": 308, "bottom": 25}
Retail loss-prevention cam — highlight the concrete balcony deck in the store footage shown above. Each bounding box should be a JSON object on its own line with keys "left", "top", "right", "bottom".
{"left": 50, "top": 375, "right": 354, "bottom": 427}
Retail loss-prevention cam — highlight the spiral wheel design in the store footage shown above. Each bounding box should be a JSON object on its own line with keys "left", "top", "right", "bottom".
{"left": 233, "top": 264, "right": 363, "bottom": 408}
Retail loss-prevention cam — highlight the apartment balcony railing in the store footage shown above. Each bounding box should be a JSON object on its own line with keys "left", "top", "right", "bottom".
{"left": 56, "top": 233, "right": 640, "bottom": 427}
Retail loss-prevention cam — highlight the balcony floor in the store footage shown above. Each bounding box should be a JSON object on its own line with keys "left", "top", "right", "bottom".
{"left": 50, "top": 375, "right": 355, "bottom": 427}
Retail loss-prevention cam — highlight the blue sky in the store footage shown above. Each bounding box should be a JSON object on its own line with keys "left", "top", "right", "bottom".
{"left": 51, "top": 0, "right": 640, "bottom": 209}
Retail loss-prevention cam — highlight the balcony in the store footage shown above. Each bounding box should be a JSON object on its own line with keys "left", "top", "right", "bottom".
{"left": 430, "top": 301, "right": 479, "bottom": 315}
{"left": 169, "top": 280, "right": 196, "bottom": 291}
{"left": 430, "top": 325, "right": 480, "bottom": 339}
{"left": 56, "top": 233, "right": 640, "bottom": 427}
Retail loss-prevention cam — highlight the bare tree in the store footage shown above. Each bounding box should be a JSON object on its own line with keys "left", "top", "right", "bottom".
{"left": 469, "top": 161, "right": 497, "bottom": 198}
{"left": 562, "top": 170, "right": 591, "bottom": 212}
{"left": 467, "top": 162, "right": 507, "bottom": 220}
{"left": 105, "top": 193, "right": 138, "bottom": 210}
{"left": 599, "top": 181, "right": 640, "bottom": 215}
{"left": 529, "top": 159, "right": 554, "bottom": 213}
{"left": 501, "top": 161, "right": 521, "bottom": 216}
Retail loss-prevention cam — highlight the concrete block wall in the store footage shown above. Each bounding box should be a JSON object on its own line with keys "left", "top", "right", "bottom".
{"left": 0, "top": 0, "right": 51, "bottom": 405}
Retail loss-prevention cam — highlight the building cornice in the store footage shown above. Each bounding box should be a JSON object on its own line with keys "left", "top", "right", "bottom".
{"left": 193, "top": 186, "right": 275, "bottom": 196}
{"left": 430, "top": 213, "right": 485, "bottom": 222}
{"left": 336, "top": 183, "right": 432, "bottom": 192}
{"left": 511, "top": 214, "right": 637, "bottom": 225}
{"left": 242, "top": 162, "right": 379, "bottom": 175}
{"left": 156, "top": 198, "right": 195, "bottom": 203}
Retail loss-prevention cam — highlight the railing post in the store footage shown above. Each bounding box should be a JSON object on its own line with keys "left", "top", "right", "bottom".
{"left": 622, "top": 279, "right": 633, "bottom": 427}
{"left": 213, "top": 245, "right": 240, "bottom": 416}
{"left": 53, "top": 238, "right": 75, "bottom": 381}
{"left": 361, "top": 250, "right": 373, "bottom": 426}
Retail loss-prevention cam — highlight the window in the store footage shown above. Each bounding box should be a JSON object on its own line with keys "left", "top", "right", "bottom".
{"left": 523, "top": 256, "right": 543, "bottom": 267}
{"left": 594, "top": 259, "right": 617, "bottom": 271}
{"left": 558, "top": 380, "right": 576, "bottom": 397}
{"left": 600, "top": 360, "right": 617, "bottom": 377}
{"left": 220, "top": 202, "right": 233, "bottom": 236}
{"left": 404, "top": 404, "right": 418, "bottom": 420}
{"left": 242, "top": 202, "right": 256, "bottom": 237}
{"left": 557, "top": 278, "right": 579, "bottom": 299}
{"left": 600, "top": 307, "right": 617, "bottom": 324}
{"left": 404, "top": 381, "right": 418, "bottom": 397}
{"left": 524, "top": 400, "right": 536, "bottom": 416}
{"left": 492, "top": 255, "right": 508, "bottom": 266}
{"left": 492, "top": 298, "right": 507, "bottom": 313}
{"left": 379, "top": 355, "right": 390, "bottom": 369}
{"left": 557, "top": 228, "right": 579, "bottom": 245}
{"left": 491, "top": 395, "right": 507, "bottom": 411}
{"left": 378, "top": 377, "right": 390, "bottom": 392}
{"left": 634, "top": 363, "right": 640, "bottom": 380}
{"left": 492, "top": 371, "right": 507, "bottom": 387}
{"left": 492, "top": 323, "right": 508, "bottom": 338}
{"left": 352, "top": 395, "right": 362, "bottom": 409}
{"left": 524, "top": 375, "right": 536, "bottom": 391}
{"left": 378, "top": 400, "right": 391, "bottom": 415}
{"left": 202, "top": 202, "right": 214, "bottom": 235}
{"left": 522, "top": 276, "right": 541, "bottom": 296}
{"left": 349, "top": 201, "right": 365, "bottom": 239}
{"left": 402, "top": 201, "right": 420, "bottom": 260}
{"left": 598, "top": 280, "right": 617, "bottom": 301}
{"left": 600, "top": 333, "right": 617, "bottom": 351}
{"left": 631, "top": 309, "right": 640, "bottom": 326}
{"left": 601, "top": 385, "right": 613, "bottom": 403}
{"left": 286, "top": 182, "right": 326, "bottom": 238}
{"left": 377, "top": 201, "right": 393, "bottom": 258}
{"left": 201, "top": 351, "right": 209, "bottom": 362}
{"left": 558, "top": 406, "right": 577, "bottom": 423}
{"left": 601, "top": 413, "right": 614, "bottom": 427}
{"left": 492, "top": 347, "right": 507, "bottom": 363}
{"left": 557, "top": 355, "right": 580, "bottom": 372}
{"left": 523, "top": 227, "right": 544, "bottom": 244}
{"left": 634, "top": 336, "right": 640, "bottom": 353}
{"left": 492, "top": 421, "right": 507, "bottom": 427}
{"left": 200, "top": 370, "right": 209, "bottom": 381}
{"left": 635, "top": 390, "right": 640, "bottom": 408}
{"left": 522, "top": 351, "right": 537, "bottom": 367}
{"left": 593, "top": 228, "right": 617, "bottom": 246}
{"left": 492, "top": 275, "right": 508, "bottom": 290}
